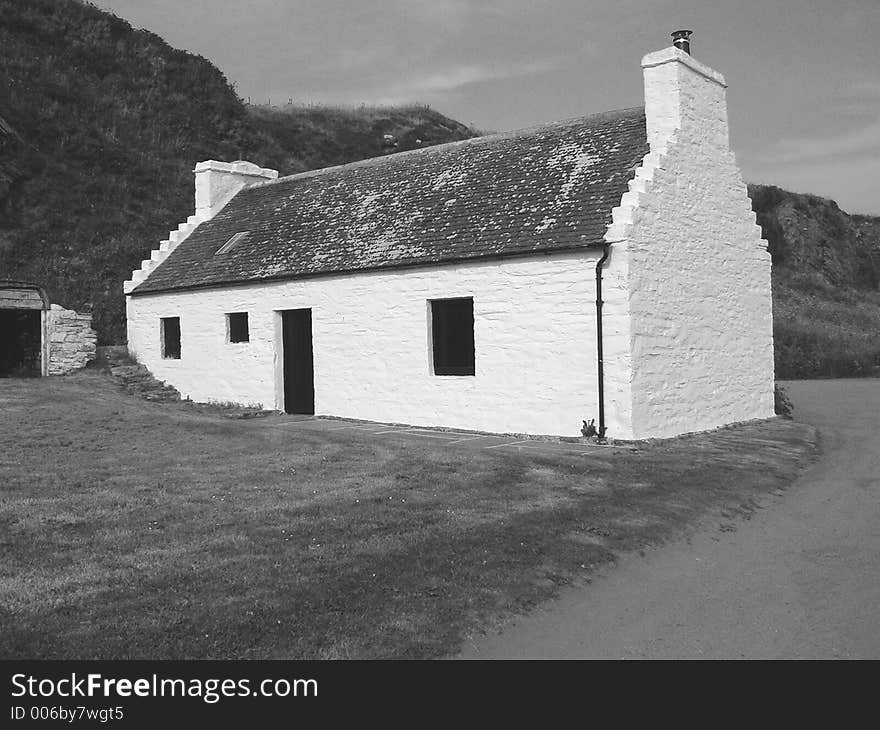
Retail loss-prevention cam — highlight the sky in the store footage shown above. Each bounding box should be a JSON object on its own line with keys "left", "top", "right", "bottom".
{"left": 95, "top": 0, "right": 880, "bottom": 214}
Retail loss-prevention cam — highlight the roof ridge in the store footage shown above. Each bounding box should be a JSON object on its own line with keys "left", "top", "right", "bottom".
{"left": 248, "top": 106, "right": 646, "bottom": 190}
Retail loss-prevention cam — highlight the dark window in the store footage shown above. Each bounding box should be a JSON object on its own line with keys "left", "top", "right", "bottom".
{"left": 227, "top": 312, "right": 249, "bottom": 343}
{"left": 431, "top": 297, "right": 475, "bottom": 376}
{"left": 161, "top": 317, "right": 181, "bottom": 359}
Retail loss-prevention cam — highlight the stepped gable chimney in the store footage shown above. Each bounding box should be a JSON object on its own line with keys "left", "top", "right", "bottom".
{"left": 641, "top": 30, "right": 729, "bottom": 151}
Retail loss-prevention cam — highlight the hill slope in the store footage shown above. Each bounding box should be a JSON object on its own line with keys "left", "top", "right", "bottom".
{"left": 0, "top": 0, "right": 475, "bottom": 342}
{"left": 248, "top": 103, "right": 475, "bottom": 175}
{"left": 750, "top": 185, "right": 880, "bottom": 378}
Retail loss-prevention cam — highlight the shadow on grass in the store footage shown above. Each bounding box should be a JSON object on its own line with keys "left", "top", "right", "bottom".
{"left": 0, "top": 374, "right": 818, "bottom": 658}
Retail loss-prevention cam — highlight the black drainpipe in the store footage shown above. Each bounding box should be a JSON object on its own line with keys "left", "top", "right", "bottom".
{"left": 595, "top": 242, "right": 611, "bottom": 441}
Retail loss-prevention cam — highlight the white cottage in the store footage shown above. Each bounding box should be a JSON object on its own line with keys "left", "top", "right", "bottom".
{"left": 125, "top": 37, "right": 774, "bottom": 440}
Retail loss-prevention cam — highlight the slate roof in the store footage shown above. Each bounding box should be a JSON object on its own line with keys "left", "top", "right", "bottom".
{"left": 0, "top": 114, "right": 20, "bottom": 138}
{"left": 133, "top": 107, "right": 648, "bottom": 294}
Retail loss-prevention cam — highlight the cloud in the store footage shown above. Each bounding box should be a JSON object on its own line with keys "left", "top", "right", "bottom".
{"left": 745, "top": 152, "right": 880, "bottom": 215}
{"left": 765, "top": 116, "right": 880, "bottom": 164}
{"left": 384, "top": 58, "right": 556, "bottom": 97}
{"left": 284, "top": 57, "right": 557, "bottom": 107}
{"left": 742, "top": 75, "right": 880, "bottom": 214}
{"left": 848, "top": 80, "right": 880, "bottom": 98}
{"left": 839, "top": 3, "right": 880, "bottom": 29}
{"left": 756, "top": 79, "right": 880, "bottom": 165}
{"left": 389, "top": 0, "right": 474, "bottom": 27}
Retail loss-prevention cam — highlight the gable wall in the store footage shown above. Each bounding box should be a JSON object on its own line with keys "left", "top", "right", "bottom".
{"left": 127, "top": 250, "right": 626, "bottom": 437}
{"left": 625, "top": 133, "right": 774, "bottom": 439}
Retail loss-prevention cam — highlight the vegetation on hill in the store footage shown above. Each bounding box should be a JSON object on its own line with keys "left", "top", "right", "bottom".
{"left": 248, "top": 103, "right": 475, "bottom": 175}
{"left": 0, "top": 0, "right": 475, "bottom": 342}
{"left": 749, "top": 185, "right": 880, "bottom": 378}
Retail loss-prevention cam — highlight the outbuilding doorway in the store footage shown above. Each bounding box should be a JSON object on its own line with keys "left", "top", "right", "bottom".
{"left": 0, "top": 281, "right": 49, "bottom": 377}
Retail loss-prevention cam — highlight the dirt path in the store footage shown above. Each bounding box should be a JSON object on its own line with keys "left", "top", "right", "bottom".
{"left": 457, "top": 379, "right": 880, "bottom": 659}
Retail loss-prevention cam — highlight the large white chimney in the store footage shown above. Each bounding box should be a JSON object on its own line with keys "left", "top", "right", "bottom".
{"left": 641, "top": 31, "right": 729, "bottom": 152}
{"left": 194, "top": 160, "right": 278, "bottom": 220}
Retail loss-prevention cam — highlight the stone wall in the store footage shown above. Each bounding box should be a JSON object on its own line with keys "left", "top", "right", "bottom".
{"left": 47, "top": 304, "right": 97, "bottom": 375}
{"left": 624, "top": 140, "right": 774, "bottom": 439}
{"left": 619, "top": 47, "right": 774, "bottom": 439}
{"left": 126, "top": 249, "right": 619, "bottom": 438}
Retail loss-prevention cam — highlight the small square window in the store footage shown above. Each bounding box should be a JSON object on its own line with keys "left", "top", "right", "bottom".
{"left": 431, "top": 297, "right": 475, "bottom": 376}
{"left": 227, "top": 312, "right": 249, "bottom": 343}
{"left": 161, "top": 317, "right": 181, "bottom": 359}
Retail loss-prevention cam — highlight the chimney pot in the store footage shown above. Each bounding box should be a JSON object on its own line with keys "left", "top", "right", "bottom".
{"left": 671, "top": 29, "right": 693, "bottom": 54}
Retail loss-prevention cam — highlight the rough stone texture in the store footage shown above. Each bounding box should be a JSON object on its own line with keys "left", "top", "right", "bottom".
{"left": 109, "top": 361, "right": 181, "bottom": 401}
{"left": 47, "top": 304, "right": 97, "bottom": 375}
{"left": 641, "top": 47, "right": 728, "bottom": 152}
{"left": 127, "top": 250, "right": 618, "bottom": 437}
{"left": 616, "top": 48, "right": 774, "bottom": 439}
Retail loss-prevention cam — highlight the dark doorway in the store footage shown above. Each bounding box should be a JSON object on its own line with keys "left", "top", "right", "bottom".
{"left": 282, "top": 309, "right": 314, "bottom": 414}
{"left": 0, "top": 309, "right": 41, "bottom": 377}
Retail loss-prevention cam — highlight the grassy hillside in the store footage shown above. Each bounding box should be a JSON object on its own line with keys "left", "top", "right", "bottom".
{"left": 248, "top": 103, "right": 475, "bottom": 175}
{"left": 750, "top": 185, "right": 880, "bottom": 378}
{"left": 0, "top": 0, "right": 475, "bottom": 342}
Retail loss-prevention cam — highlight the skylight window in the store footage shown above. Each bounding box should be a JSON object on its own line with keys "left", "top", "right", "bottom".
{"left": 215, "top": 231, "right": 250, "bottom": 255}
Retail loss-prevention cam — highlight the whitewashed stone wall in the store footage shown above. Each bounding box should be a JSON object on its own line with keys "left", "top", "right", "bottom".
{"left": 127, "top": 250, "right": 628, "bottom": 438}
{"left": 624, "top": 145, "right": 774, "bottom": 439}
{"left": 47, "top": 304, "right": 97, "bottom": 375}
{"left": 616, "top": 47, "right": 774, "bottom": 439}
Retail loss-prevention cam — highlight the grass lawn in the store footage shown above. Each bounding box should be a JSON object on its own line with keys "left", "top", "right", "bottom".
{"left": 0, "top": 373, "right": 817, "bottom": 659}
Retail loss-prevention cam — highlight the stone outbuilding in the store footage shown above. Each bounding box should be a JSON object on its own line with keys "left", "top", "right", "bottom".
{"left": 124, "top": 37, "right": 775, "bottom": 440}
{"left": 0, "top": 280, "right": 97, "bottom": 376}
